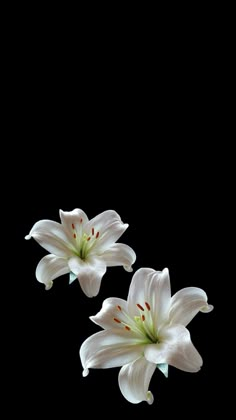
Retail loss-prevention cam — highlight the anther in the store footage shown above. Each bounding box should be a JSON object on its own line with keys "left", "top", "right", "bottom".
{"left": 125, "top": 326, "right": 131, "bottom": 331}
{"left": 114, "top": 318, "right": 121, "bottom": 323}
{"left": 80, "top": 218, "right": 83, "bottom": 223}
{"left": 142, "top": 315, "right": 145, "bottom": 321}
{"left": 92, "top": 227, "right": 94, "bottom": 235}
{"left": 72, "top": 223, "right": 75, "bottom": 229}
{"left": 117, "top": 305, "right": 122, "bottom": 311}
{"left": 145, "top": 302, "right": 151, "bottom": 311}
{"left": 87, "top": 237, "right": 91, "bottom": 241}
{"left": 137, "top": 303, "right": 144, "bottom": 311}
{"left": 73, "top": 233, "right": 76, "bottom": 239}
{"left": 96, "top": 232, "right": 99, "bottom": 238}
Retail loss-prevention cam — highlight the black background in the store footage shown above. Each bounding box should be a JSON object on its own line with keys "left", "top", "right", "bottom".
{"left": 11, "top": 14, "right": 221, "bottom": 418}
{"left": 16, "top": 151, "right": 218, "bottom": 417}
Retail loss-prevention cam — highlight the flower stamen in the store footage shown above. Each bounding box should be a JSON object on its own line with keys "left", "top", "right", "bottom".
{"left": 117, "top": 305, "right": 122, "bottom": 311}
{"left": 133, "top": 302, "right": 157, "bottom": 342}
{"left": 92, "top": 227, "right": 94, "bottom": 235}
{"left": 114, "top": 318, "right": 121, "bottom": 323}
{"left": 125, "top": 326, "right": 131, "bottom": 331}
{"left": 96, "top": 231, "right": 100, "bottom": 239}
{"left": 72, "top": 223, "right": 75, "bottom": 229}
{"left": 145, "top": 302, "right": 151, "bottom": 311}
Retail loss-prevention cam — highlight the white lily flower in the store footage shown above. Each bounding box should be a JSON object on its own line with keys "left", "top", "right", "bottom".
{"left": 25, "top": 209, "right": 136, "bottom": 297}
{"left": 80, "top": 268, "right": 213, "bottom": 404}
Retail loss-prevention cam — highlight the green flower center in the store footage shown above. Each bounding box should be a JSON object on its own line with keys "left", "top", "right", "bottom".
{"left": 134, "top": 315, "right": 159, "bottom": 343}
{"left": 113, "top": 302, "right": 160, "bottom": 344}
{"left": 70, "top": 222, "right": 100, "bottom": 260}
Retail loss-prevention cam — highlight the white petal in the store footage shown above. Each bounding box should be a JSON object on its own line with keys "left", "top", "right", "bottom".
{"left": 84, "top": 210, "right": 129, "bottom": 252}
{"left": 127, "top": 268, "right": 156, "bottom": 316}
{"left": 80, "top": 329, "right": 145, "bottom": 375}
{"left": 144, "top": 325, "right": 202, "bottom": 373}
{"left": 26, "top": 219, "right": 75, "bottom": 257}
{"left": 118, "top": 358, "right": 156, "bottom": 404}
{"left": 85, "top": 210, "right": 122, "bottom": 233}
{"left": 90, "top": 297, "right": 130, "bottom": 330}
{"left": 94, "top": 223, "right": 129, "bottom": 253}
{"left": 36, "top": 254, "right": 70, "bottom": 290}
{"left": 128, "top": 268, "right": 171, "bottom": 328}
{"left": 59, "top": 208, "right": 89, "bottom": 235}
{"left": 169, "top": 287, "right": 214, "bottom": 327}
{"left": 68, "top": 256, "right": 107, "bottom": 297}
{"left": 99, "top": 243, "right": 136, "bottom": 272}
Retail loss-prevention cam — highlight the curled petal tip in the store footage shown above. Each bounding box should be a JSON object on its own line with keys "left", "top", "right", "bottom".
{"left": 24, "top": 234, "right": 31, "bottom": 240}
{"left": 83, "top": 368, "right": 89, "bottom": 377}
{"left": 146, "top": 391, "right": 154, "bottom": 405}
{"left": 201, "top": 304, "right": 214, "bottom": 313}
{"left": 124, "top": 265, "right": 133, "bottom": 272}
{"left": 45, "top": 281, "right": 53, "bottom": 291}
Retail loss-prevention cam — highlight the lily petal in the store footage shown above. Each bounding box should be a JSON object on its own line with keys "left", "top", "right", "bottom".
{"left": 169, "top": 287, "right": 214, "bottom": 327}
{"left": 36, "top": 254, "right": 70, "bottom": 290}
{"left": 128, "top": 268, "right": 171, "bottom": 328}
{"left": 118, "top": 358, "right": 156, "bottom": 404}
{"left": 127, "top": 268, "right": 156, "bottom": 317}
{"left": 59, "top": 208, "right": 89, "bottom": 235}
{"left": 99, "top": 243, "right": 136, "bottom": 272}
{"left": 144, "top": 325, "right": 202, "bottom": 372}
{"left": 94, "top": 222, "right": 129, "bottom": 253}
{"left": 85, "top": 210, "right": 123, "bottom": 233}
{"left": 80, "top": 329, "right": 145, "bottom": 376}
{"left": 25, "top": 220, "right": 75, "bottom": 257}
{"left": 68, "top": 256, "right": 107, "bottom": 297}
{"left": 90, "top": 297, "right": 131, "bottom": 330}
{"left": 85, "top": 210, "right": 129, "bottom": 252}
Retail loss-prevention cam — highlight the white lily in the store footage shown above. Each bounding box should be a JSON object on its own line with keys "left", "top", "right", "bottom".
{"left": 25, "top": 209, "right": 136, "bottom": 297}
{"left": 80, "top": 267, "right": 213, "bottom": 404}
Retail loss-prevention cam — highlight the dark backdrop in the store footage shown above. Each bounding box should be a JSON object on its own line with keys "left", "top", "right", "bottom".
{"left": 12, "top": 24, "right": 220, "bottom": 418}
{"left": 15, "top": 140, "right": 218, "bottom": 417}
